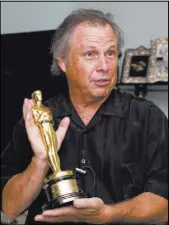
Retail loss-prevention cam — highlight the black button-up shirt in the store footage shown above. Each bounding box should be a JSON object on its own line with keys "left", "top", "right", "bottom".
{"left": 1, "top": 89, "right": 168, "bottom": 224}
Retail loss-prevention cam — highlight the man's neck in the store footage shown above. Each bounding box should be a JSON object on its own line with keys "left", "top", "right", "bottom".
{"left": 69, "top": 92, "right": 109, "bottom": 125}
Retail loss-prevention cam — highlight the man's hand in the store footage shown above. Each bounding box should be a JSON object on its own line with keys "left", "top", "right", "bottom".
{"left": 23, "top": 98, "right": 70, "bottom": 160}
{"left": 34, "top": 197, "right": 111, "bottom": 224}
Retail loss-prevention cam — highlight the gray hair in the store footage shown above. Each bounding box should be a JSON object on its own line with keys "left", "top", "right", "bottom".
{"left": 50, "top": 8, "right": 124, "bottom": 76}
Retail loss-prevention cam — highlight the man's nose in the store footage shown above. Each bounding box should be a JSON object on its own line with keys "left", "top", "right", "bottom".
{"left": 96, "top": 55, "right": 109, "bottom": 72}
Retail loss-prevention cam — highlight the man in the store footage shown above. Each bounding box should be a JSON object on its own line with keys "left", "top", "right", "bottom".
{"left": 1, "top": 9, "right": 168, "bottom": 224}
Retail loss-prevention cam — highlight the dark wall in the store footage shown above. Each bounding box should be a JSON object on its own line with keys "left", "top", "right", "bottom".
{"left": 1, "top": 30, "right": 68, "bottom": 151}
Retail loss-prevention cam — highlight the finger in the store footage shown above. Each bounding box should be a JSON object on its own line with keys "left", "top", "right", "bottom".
{"left": 22, "top": 98, "right": 28, "bottom": 120}
{"left": 42, "top": 205, "right": 76, "bottom": 217}
{"left": 24, "top": 100, "right": 34, "bottom": 127}
{"left": 56, "top": 117, "right": 70, "bottom": 149}
{"left": 29, "top": 99, "right": 34, "bottom": 107}
{"left": 23, "top": 99, "right": 34, "bottom": 120}
{"left": 73, "top": 197, "right": 104, "bottom": 209}
{"left": 35, "top": 214, "right": 79, "bottom": 223}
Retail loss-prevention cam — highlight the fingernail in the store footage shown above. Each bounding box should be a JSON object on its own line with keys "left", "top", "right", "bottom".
{"left": 64, "top": 116, "right": 70, "bottom": 120}
{"left": 42, "top": 211, "right": 50, "bottom": 215}
{"left": 34, "top": 215, "right": 42, "bottom": 221}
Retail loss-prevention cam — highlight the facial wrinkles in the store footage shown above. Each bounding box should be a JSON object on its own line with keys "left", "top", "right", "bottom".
{"left": 82, "top": 33, "right": 117, "bottom": 59}
{"left": 80, "top": 36, "right": 116, "bottom": 68}
{"left": 68, "top": 24, "right": 118, "bottom": 98}
{"left": 79, "top": 36, "right": 117, "bottom": 52}
{"left": 73, "top": 24, "right": 117, "bottom": 50}
{"left": 85, "top": 44, "right": 116, "bottom": 82}
{"left": 77, "top": 53, "right": 114, "bottom": 92}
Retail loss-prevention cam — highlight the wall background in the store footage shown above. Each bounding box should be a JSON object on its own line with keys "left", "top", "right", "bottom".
{"left": 2, "top": 2, "right": 168, "bottom": 45}
{"left": 1, "top": 1, "right": 168, "bottom": 116}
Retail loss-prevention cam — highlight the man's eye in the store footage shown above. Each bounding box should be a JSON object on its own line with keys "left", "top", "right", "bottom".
{"left": 107, "top": 51, "right": 115, "bottom": 56}
{"left": 84, "top": 52, "right": 95, "bottom": 58}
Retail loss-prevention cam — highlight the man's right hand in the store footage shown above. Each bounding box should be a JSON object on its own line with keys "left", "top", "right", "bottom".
{"left": 23, "top": 98, "right": 70, "bottom": 160}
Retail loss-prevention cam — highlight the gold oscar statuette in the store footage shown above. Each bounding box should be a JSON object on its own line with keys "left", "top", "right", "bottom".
{"left": 31, "top": 90, "right": 86, "bottom": 211}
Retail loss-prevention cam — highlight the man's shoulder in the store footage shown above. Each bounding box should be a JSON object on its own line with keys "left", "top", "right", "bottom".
{"left": 113, "top": 88, "right": 152, "bottom": 108}
{"left": 44, "top": 92, "right": 71, "bottom": 118}
{"left": 45, "top": 93, "right": 66, "bottom": 107}
{"left": 112, "top": 89, "right": 165, "bottom": 119}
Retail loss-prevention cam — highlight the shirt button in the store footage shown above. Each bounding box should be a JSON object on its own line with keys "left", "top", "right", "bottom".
{"left": 81, "top": 159, "right": 86, "bottom": 164}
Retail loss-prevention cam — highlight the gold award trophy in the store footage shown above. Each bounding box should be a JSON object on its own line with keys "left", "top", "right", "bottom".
{"left": 31, "top": 90, "right": 86, "bottom": 211}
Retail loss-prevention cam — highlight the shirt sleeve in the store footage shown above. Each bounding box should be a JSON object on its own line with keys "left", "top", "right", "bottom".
{"left": 0, "top": 119, "right": 34, "bottom": 211}
{"left": 144, "top": 103, "right": 168, "bottom": 200}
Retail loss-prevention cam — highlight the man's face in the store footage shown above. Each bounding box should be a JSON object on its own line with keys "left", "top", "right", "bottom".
{"left": 59, "top": 23, "right": 118, "bottom": 101}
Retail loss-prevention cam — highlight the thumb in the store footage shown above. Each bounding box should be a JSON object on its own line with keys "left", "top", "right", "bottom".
{"left": 73, "top": 197, "right": 104, "bottom": 209}
{"left": 56, "top": 117, "right": 70, "bottom": 149}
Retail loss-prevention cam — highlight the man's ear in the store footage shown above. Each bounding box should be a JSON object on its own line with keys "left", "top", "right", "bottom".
{"left": 57, "top": 57, "right": 66, "bottom": 73}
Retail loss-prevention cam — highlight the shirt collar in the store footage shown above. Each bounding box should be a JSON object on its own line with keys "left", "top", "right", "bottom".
{"left": 49, "top": 88, "right": 124, "bottom": 119}
{"left": 46, "top": 91, "right": 73, "bottom": 118}
{"left": 101, "top": 88, "right": 124, "bottom": 118}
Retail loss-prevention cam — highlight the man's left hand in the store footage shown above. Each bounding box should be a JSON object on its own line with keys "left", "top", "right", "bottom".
{"left": 34, "top": 197, "right": 111, "bottom": 224}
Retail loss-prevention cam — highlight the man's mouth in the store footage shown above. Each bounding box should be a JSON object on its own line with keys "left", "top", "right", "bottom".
{"left": 92, "top": 79, "right": 111, "bottom": 87}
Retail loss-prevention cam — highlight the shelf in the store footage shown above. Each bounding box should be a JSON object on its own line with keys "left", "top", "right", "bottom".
{"left": 117, "top": 82, "right": 168, "bottom": 86}
{"left": 117, "top": 84, "right": 168, "bottom": 92}
{"left": 116, "top": 83, "right": 168, "bottom": 98}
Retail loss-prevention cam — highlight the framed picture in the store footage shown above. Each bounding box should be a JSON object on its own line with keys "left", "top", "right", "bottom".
{"left": 121, "top": 46, "right": 151, "bottom": 83}
{"left": 148, "top": 37, "right": 168, "bottom": 83}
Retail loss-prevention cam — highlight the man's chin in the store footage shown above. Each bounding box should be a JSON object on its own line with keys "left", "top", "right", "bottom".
{"left": 92, "top": 82, "right": 115, "bottom": 96}
{"left": 91, "top": 89, "right": 111, "bottom": 100}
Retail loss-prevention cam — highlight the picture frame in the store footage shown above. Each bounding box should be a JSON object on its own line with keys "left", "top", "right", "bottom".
{"left": 148, "top": 37, "right": 168, "bottom": 83}
{"left": 121, "top": 46, "right": 151, "bottom": 83}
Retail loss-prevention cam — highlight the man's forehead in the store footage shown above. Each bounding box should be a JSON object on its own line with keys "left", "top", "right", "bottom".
{"left": 74, "top": 22, "right": 115, "bottom": 34}
{"left": 72, "top": 23, "right": 117, "bottom": 47}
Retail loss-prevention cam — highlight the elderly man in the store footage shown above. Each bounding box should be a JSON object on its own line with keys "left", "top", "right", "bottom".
{"left": 1, "top": 9, "right": 168, "bottom": 224}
